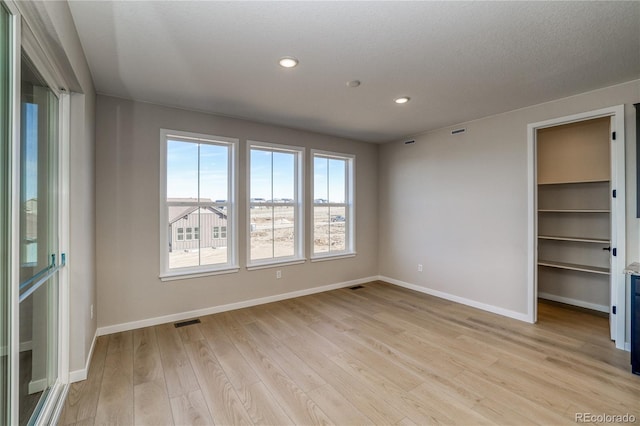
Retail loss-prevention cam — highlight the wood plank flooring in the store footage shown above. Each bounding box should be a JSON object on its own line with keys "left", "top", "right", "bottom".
{"left": 59, "top": 281, "right": 640, "bottom": 425}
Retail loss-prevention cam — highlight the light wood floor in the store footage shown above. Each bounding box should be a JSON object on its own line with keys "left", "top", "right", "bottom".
{"left": 59, "top": 281, "right": 640, "bottom": 425}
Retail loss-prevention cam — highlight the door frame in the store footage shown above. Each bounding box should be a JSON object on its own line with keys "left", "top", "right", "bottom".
{"left": 527, "top": 105, "right": 626, "bottom": 350}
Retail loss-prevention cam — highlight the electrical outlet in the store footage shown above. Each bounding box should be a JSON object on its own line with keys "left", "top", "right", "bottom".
{"left": 418, "top": 264, "right": 423, "bottom": 272}
{"left": 276, "top": 270, "right": 282, "bottom": 279}
{"left": 90, "top": 304, "right": 94, "bottom": 319}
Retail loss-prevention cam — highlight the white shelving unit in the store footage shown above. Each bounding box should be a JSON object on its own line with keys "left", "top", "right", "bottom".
{"left": 538, "top": 235, "right": 610, "bottom": 244}
{"left": 538, "top": 209, "right": 610, "bottom": 213}
{"left": 537, "top": 260, "right": 609, "bottom": 275}
{"left": 536, "top": 117, "right": 612, "bottom": 311}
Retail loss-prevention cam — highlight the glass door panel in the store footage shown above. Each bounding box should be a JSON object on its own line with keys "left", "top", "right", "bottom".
{"left": 18, "top": 52, "right": 59, "bottom": 426}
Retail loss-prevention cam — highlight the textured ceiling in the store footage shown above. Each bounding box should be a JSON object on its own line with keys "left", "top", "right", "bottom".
{"left": 68, "top": 1, "right": 640, "bottom": 143}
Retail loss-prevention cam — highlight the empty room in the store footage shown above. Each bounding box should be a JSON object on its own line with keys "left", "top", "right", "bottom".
{"left": 1, "top": 1, "right": 639, "bottom": 425}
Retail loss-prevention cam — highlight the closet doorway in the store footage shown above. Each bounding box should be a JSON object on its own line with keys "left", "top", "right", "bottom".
{"left": 528, "top": 106, "right": 626, "bottom": 349}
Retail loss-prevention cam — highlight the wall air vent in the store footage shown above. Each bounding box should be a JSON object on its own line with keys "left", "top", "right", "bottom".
{"left": 451, "top": 128, "right": 466, "bottom": 135}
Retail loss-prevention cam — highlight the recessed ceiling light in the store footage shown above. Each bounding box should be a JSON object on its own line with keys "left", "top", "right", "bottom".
{"left": 394, "top": 97, "right": 410, "bottom": 104}
{"left": 346, "top": 80, "right": 361, "bottom": 88}
{"left": 279, "top": 56, "right": 298, "bottom": 68}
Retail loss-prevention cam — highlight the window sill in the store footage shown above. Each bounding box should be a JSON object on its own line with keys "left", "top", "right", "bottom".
{"left": 246, "top": 259, "right": 307, "bottom": 271}
{"left": 160, "top": 267, "right": 239, "bottom": 282}
{"left": 310, "top": 253, "right": 356, "bottom": 262}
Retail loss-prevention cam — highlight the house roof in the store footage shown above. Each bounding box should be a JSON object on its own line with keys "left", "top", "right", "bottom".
{"left": 168, "top": 198, "right": 228, "bottom": 224}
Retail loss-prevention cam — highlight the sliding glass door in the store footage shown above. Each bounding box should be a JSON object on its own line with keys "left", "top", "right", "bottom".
{"left": 1, "top": 3, "right": 67, "bottom": 423}
{"left": 17, "top": 52, "right": 60, "bottom": 425}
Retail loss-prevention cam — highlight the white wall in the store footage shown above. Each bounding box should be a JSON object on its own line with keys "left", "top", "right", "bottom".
{"left": 95, "top": 95, "right": 379, "bottom": 330}
{"left": 379, "top": 80, "right": 639, "bottom": 341}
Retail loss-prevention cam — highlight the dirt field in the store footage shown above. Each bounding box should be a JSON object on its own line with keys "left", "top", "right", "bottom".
{"left": 169, "top": 206, "right": 346, "bottom": 268}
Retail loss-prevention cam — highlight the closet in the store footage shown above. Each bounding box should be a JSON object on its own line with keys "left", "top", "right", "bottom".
{"left": 536, "top": 117, "right": 613, "bottom": 316}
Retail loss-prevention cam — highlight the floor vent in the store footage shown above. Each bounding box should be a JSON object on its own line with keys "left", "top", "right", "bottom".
{"left": 174, "top": 319, "right": 201, "bottom": 328}
{"left": 349, "top": 285, "right": 364, "bottom": 290}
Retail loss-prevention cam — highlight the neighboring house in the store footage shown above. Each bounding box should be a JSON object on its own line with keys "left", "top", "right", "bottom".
{"left": 24, "top": 198, "right": 38, "bottom": 264}
{"left": 168, "top": 200, "right": 228, "bottom": 251}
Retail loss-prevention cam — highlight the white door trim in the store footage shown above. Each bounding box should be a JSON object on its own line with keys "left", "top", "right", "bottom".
{"left": 527, "top": 105, "right": 626, "bottom": 350}
{"left": 6, "top": 1, "right": 21, "bottom": 422}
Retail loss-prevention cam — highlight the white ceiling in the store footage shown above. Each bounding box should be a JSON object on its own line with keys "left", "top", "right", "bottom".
{"left": 68, "top": 1, "right": 640, "bottom": 143}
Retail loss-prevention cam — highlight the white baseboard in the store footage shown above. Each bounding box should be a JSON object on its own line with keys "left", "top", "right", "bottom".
{"left": 69, "top": 330, "right": 98, "bottom": 383}
{"left": 97, "top": 276, "right": 378, "bottom": 336}
{"left": 378, "top": 275, "right": 531, "bottom": 322}
{"left": 0, "top": 340, "right": 32, "bottom": 357}
{"left": 538, "top": 292, "right": 609, "bottom": 313}
{"left": 20, "top": 340, "right": 33, "bottom": 353}
{"left": 28, "top": 377, "right": 47, "bottom": 395}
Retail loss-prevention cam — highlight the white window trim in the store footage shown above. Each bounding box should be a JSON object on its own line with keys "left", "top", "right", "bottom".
{"left": 246, "top": 140, "right": 305, "bottom": 268}
{"left": 159, "top": 129, "right": 238, "bottom": 280}
{"left": 246, "top": 259, "right": 307, "bottom": 271}
{"left": 310, "top": 149, "right": 356, "bottom": 260}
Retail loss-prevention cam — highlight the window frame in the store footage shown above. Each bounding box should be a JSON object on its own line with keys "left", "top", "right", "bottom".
{"left": 246, "top": 140, "right": 305, "bottom": 269}
{"left": 159, "top": 129, "right": 238, "bottom": 280}
{"left": 310, "top": 149, "right": 356, "bottom": 260}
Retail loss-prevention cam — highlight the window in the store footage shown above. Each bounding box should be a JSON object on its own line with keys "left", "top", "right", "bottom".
{"left": 160, "top": 129, "right": 238, "bottom": 279}
{"left": 248, "top": 141, "right": 304, "bottom": 267}
{"left": 183, "top": 227, "right": 199, "bottom": 241}
{"left": 214, "top": 226, "right": 227, "bottom": 239}
{"left": 312, "top": 150, "right": 355, "bottom": 258}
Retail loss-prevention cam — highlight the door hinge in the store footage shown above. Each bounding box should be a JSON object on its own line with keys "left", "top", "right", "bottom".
{"left": 612, "top": 248, "right": 617, "bottom": 256}
{"left": 613, "top": 189, "right": 617, "bottom": 198}
{"left": 612, "top": 306, "right": 616, "bottom": 315}
{"left": 612, "top": 131, "right": 616, "bottom": 140}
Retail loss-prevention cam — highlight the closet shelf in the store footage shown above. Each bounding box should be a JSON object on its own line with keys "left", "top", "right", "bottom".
{"left": 538, "top": 235, "right": 610, "bottom": 244}
{"left": 537, "top": 179, "right": 610, "bottom": 185}
{"left": 538, "top": 260, "right": 610, "bottom": 275}
{"left": 538, "top": 209, "right": 610, "bottom": 213}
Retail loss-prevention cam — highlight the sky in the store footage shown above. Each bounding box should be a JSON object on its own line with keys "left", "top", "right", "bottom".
{"left": 23, "top": 103, "right": 38, "bottom": 202}
{"left": 167, "top": 140, "right": 347, "bottom": 202}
